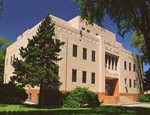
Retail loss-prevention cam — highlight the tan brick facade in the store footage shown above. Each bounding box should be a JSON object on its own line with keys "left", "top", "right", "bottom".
{"left": 4, "top": 15, "right": 143, "bottom": 104}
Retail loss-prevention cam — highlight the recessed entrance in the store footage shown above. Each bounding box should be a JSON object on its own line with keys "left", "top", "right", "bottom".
{"left": 105, "top": 80, "right": 111, "bottom": 95}
{"left": 105, "top": 78, "right": 119, "bottom": 96}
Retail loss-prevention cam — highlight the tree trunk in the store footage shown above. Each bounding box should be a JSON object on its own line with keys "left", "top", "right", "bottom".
{"left": 38, "top": 82, "right": 43, "bottom": 108}
{"left": 143, "top": 32, "right": 150, "bottom": 66}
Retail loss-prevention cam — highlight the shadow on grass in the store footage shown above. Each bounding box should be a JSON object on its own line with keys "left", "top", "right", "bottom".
{"left": 0, "top": 104, "right": 8, "bottom": 107}
{"left": 21, "top": 104, "right": 63, "bottom": 110}
{"left": 0, "top": 105, "right": 150, "bottom": 115}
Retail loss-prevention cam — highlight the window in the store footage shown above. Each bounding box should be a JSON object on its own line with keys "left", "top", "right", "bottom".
{"left": 13, "top": 54, "right": 15, "bottom": 61}
{"left": 105, "top": 54, "right": 107, "bottom": 68}
{"left": 115, "top": 58, "right": 118, "bottom": 70}
{"left": 133, "top": 64, "right": 135, "bottom": 72}
{"left": 55, "top": 66, "right": 59, "bottom": 76}
{"left": 91, "top": 73, "right": 95, "bottom": 84}
{"left": 108, "top": 56, "right": 111, "bottom": 69}
{"left": 129, "top": 79, "right": 132, "bottom": 88}
{"left": 96, "top": 33, "right": 99, "bottom": 36}
{"left": 87, "top": 29, "right": 90, "bottom": 33}
{"left": 125, "top": 78, "right": 127, "bottom": 85}
{"left": 37, "top": 94, "right": 39, "bottom": 104}
{"left": 129, "top": 63, "right": 131, "bottom": 71}
{"left": 83, "top": 48, "right": 87, "bottom": 60}
{"left": 72, "top": 69, "right": 77, "bottom": 82}
{"left": 134, "top": 80, "right": 136, "bottom": 88}
{"left": 124, "top": 61, "right": 126, "bottom": 70}
{"left": 82, "top": 71, "right": 86, "bottom": 83}
{"left": 106, "top": 54, "right": 118, "bottom": 71}
{"left": 29, "top": 93, "right": 32, "bottom": 101}
{"left": 73, "top": 44, "right": 77, "bottom": 57}
{"left": 92, "top": 50, "right": 95, "bottom": 62}
{"left": 82, "top": 27, "right": 85, "bottom": 31}
{"left": 112, "top": 57, "right": 114, "bottom": 70}
{"left": 10, "top": 56, "right": 12, "bottom": 65}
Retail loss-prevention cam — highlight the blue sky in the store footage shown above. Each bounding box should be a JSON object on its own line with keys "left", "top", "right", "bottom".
{"left": 0, "top": 0, "right": 148, "bottom": 71}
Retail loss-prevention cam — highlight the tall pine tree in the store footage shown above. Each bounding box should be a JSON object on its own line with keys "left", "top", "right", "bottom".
{"left": 13, "top": 13, "right": 65, "bottom": 107}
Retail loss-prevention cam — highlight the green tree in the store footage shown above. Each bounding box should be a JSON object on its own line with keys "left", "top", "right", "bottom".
{"left": 131, "top": 31, "right": 148, "bottom": 64}
{"left": 13, "top": 13, "right": 65, "bottom": 107}
{"left": 73, "top": 0, "right": 150, "bottom": 65}
{"left": 131, "top": 32, "right": 150, "bottom": 91}
{"left": 143, "top": 68, "right": 150, "bottom": 91}
{"left": 0, "top": 37, "right": 12, "bottom": 84}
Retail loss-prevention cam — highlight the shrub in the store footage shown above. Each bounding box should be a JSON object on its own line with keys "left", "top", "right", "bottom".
{"left": 63, "top": 86, "right": 100, "bottom": 108}
{"left": 139, "top": 94, "right": 150, "bottom": 102}
{"left": 0, "top": 82, "right": 28, "bottom": 104}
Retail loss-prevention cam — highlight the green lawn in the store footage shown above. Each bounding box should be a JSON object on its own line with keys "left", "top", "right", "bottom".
{"left": 140, "top": 102, "right": 150, "bottom": 104}
{"left": 0, "top": 104, "right": 150, "bottom": 115}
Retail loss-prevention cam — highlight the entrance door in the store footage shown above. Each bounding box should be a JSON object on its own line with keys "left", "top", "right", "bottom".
{"left": 105, "top": 80, "right": 110, "bottom": 96}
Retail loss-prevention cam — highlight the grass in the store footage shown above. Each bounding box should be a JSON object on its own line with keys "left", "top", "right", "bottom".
{"left": 0, "top": 104, "right": 150, "bottom": 115}
{"left": 140, "top": 102, "right": 150, "bottom": 104}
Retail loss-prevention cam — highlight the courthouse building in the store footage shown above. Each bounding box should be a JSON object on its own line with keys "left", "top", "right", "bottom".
{"left": 4, "top": 15, "right": 143, "bottom": 104}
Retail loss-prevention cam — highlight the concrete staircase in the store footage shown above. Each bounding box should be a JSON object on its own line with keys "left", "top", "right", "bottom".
{"left": 117, "top": 96, "right": 139, "bottom": 105}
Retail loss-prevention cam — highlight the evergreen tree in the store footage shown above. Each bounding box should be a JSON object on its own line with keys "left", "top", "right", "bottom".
{"left": 0, "top": 37, "right": 12, "bottom": 84}
{"left": 13, "top": 13, "right": 65, "bottom": 107}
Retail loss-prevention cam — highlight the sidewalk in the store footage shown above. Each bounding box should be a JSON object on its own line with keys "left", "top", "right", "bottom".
{"left": 121, "top": 103, "right": 150, "bottom": 108}
{"left": 24, "top": 101, "right": 37, "bottom": 105}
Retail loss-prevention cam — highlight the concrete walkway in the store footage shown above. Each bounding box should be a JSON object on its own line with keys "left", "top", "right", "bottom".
{"left": 121, "top": 103, "right": 150, "bottom": 108}
{"left": 24, "top": 101, "right": 37, "bottom": 105}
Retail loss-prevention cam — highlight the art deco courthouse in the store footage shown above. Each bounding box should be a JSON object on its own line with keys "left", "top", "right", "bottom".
{"left": 4, "top": 15, "right": 143, "bottom": 104}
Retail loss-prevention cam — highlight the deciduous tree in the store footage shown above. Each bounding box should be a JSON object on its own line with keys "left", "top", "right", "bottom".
{"left": 131, "top": 31, "right": 148, "bottom": 64}
{"left": 13, "top": 13, "right": 65, "bottom": 107}
{"left": 143, "top": 68, "right": 150, "bottom": 91}
{"left": 73, "top": 0, "right": 150, "bottom": 65}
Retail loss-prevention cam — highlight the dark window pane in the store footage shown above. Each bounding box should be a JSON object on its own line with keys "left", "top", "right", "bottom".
{"left": 10, "top": 56, "right": 12, "bottom": 65}
{"left": 87, "top": 29, "right": 90, "bottom": 33}
{"left": 125, "top": 78, "right": 127, "bottom": 85}
{"left": 82, "top": 71, "right": 86, "bottom": 83}
{"left": 72, "top": 69, "right": 77, "bottom": 82}
{"left": 129, "top": 63, "right": 131, "bottom": 71}
{"left": 109, "top": 56, "right": 111, "bottom": 69}
{"left": 29, "top": 93, "right": 32, "bottom": 101}
{"left": 13, "top": 54, "right": 15, "bottom": 60}
{"left": 115, "top": 58, "right": 118, "bottom": 70}
{"left": 105, "top": 54, "right": 107, "bottom": 68}
{"left": 92, "top": 73, "right": 95, "bottom": 84}
{"left": 133, "top": 64, "right": 135, "bottom": 72}
{"left": 83, "top": 48, "right": 87, "bottom": 60}
{"left": 129, "top": 79, "right": 132, "bottom": 88}
{"left": 92, "top": 50, "right": 95, "bottom": 62}
{"left": 124, "top": 61, "right": 126, "bottom": 70}
{"left": 82, "top": 27, "right": 85, "bottom": 31}
{"left": 112, "top": 57, "right": 114, "bottom": 70}
{"left": 55, "top": 66, "right": 59, "bottom": 76}
{"left": 73, "top": 45, "right": 77, "bottom": 57}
